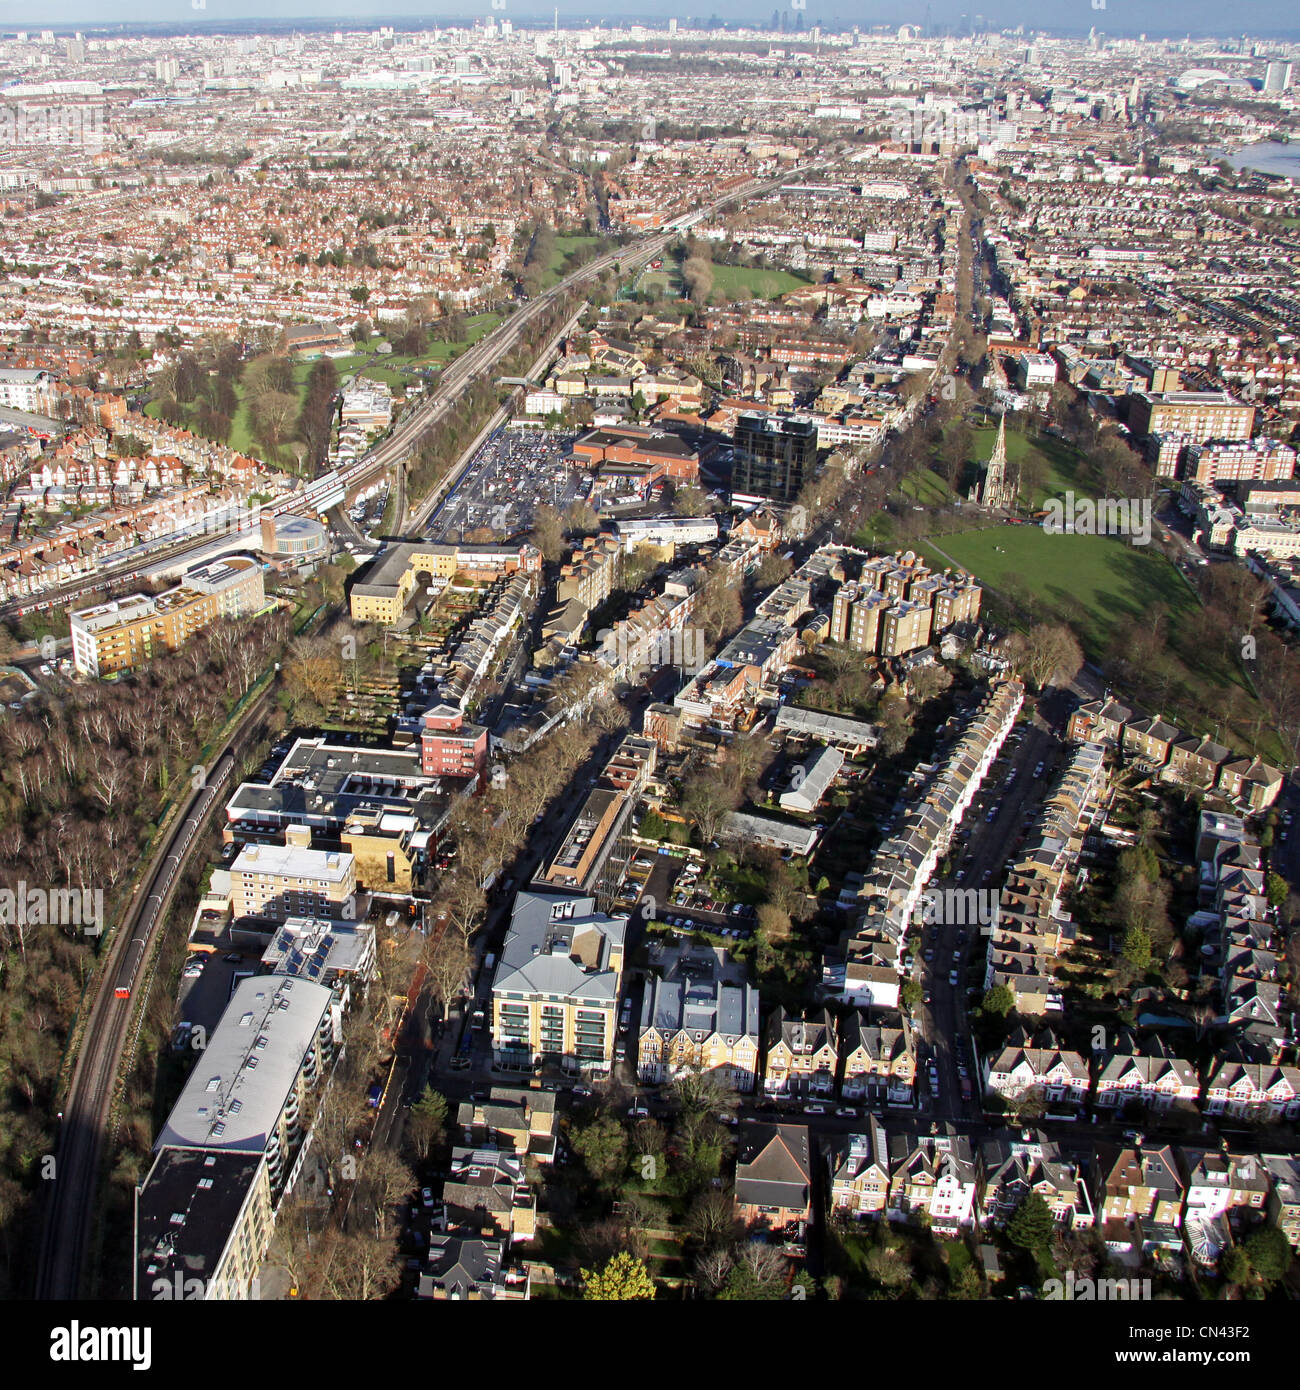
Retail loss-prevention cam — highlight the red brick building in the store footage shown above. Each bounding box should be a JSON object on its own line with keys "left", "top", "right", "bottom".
{"left": 420, "top": 703, "right": 489, "bottom": 784}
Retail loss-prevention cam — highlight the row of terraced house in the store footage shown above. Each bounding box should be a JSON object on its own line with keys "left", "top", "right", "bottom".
{"left": 826, "top": 1120, "right": 1300, "bottom": 1266}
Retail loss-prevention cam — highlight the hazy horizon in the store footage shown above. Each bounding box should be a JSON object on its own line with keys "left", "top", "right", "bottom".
{"left": 0, "top": 0, "right": 1296, "bottom": 42}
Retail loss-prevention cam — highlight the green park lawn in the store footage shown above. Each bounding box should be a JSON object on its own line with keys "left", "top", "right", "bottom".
{"left": 633, "top": 254, "right": 808, "bottom": 303}
{"left": 541, "top": 235, "right": 603, "bottom": 289}
{"left": 916, "top": 524, "right": 1193, "bottom": 657}
{"left": 708, "top": 262, "right": 810, "bottom": 300}
{"left": 916, "top": 521, "right": 1279, "bottom": 750}
{"left": 967, "top": 421, "right": 1098, "bottom": 509}
{"left": 900, "top": 467, "right": 955, "bottom": 506}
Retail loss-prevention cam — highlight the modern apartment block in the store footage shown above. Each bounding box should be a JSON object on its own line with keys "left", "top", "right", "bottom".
{"left": 70, "top": 554, "right": 265, "bottom": 676}
{"left": 1128, "top": 390, "right": 1255, "bottom": 444}
{"left": 224, "top": 735, "right": 452, "bottom": 896}
{"left": 732, "top": 411, "right": 818, "bottom": 503}
{"left": 134, "top": 1148, "right": 273, "bottom": 1302}
{"left": 154, "top": 974, "right": 339, "bottom": 1177}
{"left": 1171, "top": 437, "right": 1296, "bottom": 486}
{"left": 229, "top": 827, "right": 356, "bottom": 921}
{"left": 880, "top": 599, "right": 933, "bottom": 657}
{"left": 490, "top": 888, "right": 627, "bottom": 1077}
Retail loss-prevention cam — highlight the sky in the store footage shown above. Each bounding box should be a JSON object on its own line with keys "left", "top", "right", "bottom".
{"left": 0, "top": 0, "right": 1293, "bottom": 39}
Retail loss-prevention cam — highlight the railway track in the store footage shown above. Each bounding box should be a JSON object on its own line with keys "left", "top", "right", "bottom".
{"left": 34, "top": 691, "right": 272, "bottom": 1300}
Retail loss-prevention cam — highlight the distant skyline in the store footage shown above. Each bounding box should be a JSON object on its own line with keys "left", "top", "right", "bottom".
{"left": 0, "top": 0, "right": 1295, "bottom": 41}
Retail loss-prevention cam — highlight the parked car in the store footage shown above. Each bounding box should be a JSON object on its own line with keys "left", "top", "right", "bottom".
{"left": 804, "top": 1103, "right": 827, "bottom": 1115}
{"left": 627, "top": 1104, "right": 649, "bottom": 1118}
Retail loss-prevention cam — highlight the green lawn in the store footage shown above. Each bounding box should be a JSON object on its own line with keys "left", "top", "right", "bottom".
{"left": 915, "top": 524, "right": 1193, "bottom": 656}
{"left": 912, "top": 520, "right": 1279, "bottom": 761}
{"left": 708, "top": 262, "right": 810, "bottom": 300}
{"left": 968, "top": 422, "right": 1097, "bottom": 510}
{"left": 541, "top": 235, "right": 603, "bottom": 289}
{"left": 900, "top": 467, "right": 955, "bottom": 506}
{"left": 633, "top": 255, "right": 809, "bottom": 303}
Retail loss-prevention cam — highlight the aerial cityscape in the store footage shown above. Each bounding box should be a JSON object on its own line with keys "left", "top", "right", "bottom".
{"left": 1, "top": 1, "right": 1298, "bottom": 1343}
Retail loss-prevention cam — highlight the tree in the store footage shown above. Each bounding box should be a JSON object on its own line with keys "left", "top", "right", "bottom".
{"left": 582, "top": 1251, "right": 656, "bottom": 1300}
{"left": 572, "top": 1116, "right": 630, "bottom": 1192}
{"left": 1244, "top": 1224, "right": 1291, "bottom": 1284}
{"left": 406, "top": 1086, "right": 449, "bottom": 1161}
{"left": 529, "top": 503, "right": 566, "bottom": 564}
{"left": 756, "top": 902, "right": 792, "bottom": 944}
{"left": 1266, "top": 872, "right": 1289, "bottom": 909}
{"left": 1121, "top": 925, "right": 1152, "bottom": 973}
{"left": 901, "top": 978, "right": 922, "bottom": 1011}
{"left": 1220, "top": 1246, "right": 1252, "bottom": 1286}
{"left": 681, "top": 769, "right": 742, "bottom": 846}
{"left": 673, "top": 484, "right": 708, "bottom": 516}
{"left": 423, "top": 929, "right": 471, "bottom": 1009}
{"left": 1006, "top": 1192, "right": 1055, "bottom": 1255}
{"left": 718, "top": 1241, "right": 787, "bottom": 1299}
{"left": 878, "top": 695, "right": 912, "bottom": 756}
{"left": 682, "top": 257, "right": 713, "bottom": 304}
{"left": 863, "top": 1243, "right": 911, "bottom": 1290}
{"left": 981, "top": 984, "right": 1015, "bottom": 1017}
{"left": 686, "top": 1189, "right": 741, "bottom": 1250}
{"left": 1021, "top": 623, "right": 1083, "bottom": 691}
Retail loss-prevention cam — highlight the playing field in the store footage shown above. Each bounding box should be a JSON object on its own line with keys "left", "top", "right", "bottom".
{"left": 708, "top": 262, "right": 810, "bottom": 300}
{"left": 635, "top": 255, "right": 808, "bottom": 303}
{"left": 917, "top": 523, "right": 1194, "bottom": 653}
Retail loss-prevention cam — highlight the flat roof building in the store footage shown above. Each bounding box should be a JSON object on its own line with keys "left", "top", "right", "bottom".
{"left": 70, "top": 554, "right": 264, "bottom": 676}
{"left": 154, "top": 973, "right": 338, "bottom": 1198}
